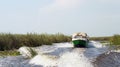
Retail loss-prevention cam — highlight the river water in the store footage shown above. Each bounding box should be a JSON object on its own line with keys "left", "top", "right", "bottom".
{"left": 0, "top": 41, "right": 120, "bottom": 67}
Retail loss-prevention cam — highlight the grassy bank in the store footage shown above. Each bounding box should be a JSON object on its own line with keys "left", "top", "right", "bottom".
{"left": 0, "top": 33, "right": 71, "bottom": 51}
{"left": 90, "top": 36, "right": 111, "bottom": 42}
{"left": 0, "top": 33, "right": 119, "bottom": 51}
{"left": 110, "top": 34, "right": 120, "bottom": 45}
{"left": 90, "top": 34, "right": 120, "bottom": 49}
{"left": 0, "top": 50, "right": 20, "bottom": 57}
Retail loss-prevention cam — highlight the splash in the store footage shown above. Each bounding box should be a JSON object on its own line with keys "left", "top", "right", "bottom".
{"left": 58, "top": 50, "right": 93, "bottom": 67}
{"left": 29, "top": 55, "right": 57, "bottom": 67}
{"left": 0, "top": 41, "right": 111, "bottom": 67}
{"left": 28, "top": 41, "right": 106, "bottom": 67}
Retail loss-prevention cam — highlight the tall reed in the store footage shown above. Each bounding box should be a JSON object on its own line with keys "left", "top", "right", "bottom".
{"left": 110, "top": 34, "right": 120, "bottom": 45}
{"left": 0, "top": 33, "right": 71, "bottom": 51}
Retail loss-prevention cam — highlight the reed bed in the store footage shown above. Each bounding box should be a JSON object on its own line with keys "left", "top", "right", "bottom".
{"left": 0, "top": 33, "right": 71, "bottom": 51}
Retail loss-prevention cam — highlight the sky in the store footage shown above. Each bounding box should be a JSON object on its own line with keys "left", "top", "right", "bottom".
{"left": 0, "top": 0, "right": 120, "bottom": 37}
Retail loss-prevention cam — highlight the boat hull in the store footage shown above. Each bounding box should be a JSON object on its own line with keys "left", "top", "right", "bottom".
{"left": 72, "top": 40, "right": 88, "bottom": 48}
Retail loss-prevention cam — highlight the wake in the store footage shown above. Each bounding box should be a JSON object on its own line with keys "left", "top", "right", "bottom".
{"left": 1, "top": 41, "right": 119, "bottom": 67}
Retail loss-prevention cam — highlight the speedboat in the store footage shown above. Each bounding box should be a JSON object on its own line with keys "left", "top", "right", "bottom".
{"left": 72, "top": 32, "right": 89, "bottom": 48}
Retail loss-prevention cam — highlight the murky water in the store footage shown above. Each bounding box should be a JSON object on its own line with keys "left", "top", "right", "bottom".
{"left": 0, "top": 41, "right": 120, "bottom": 67}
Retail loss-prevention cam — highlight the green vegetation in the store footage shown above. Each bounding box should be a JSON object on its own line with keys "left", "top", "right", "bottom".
{"left": 90, "top": 34, "right": 120, "bottom": 49}
{"left": 90, "top": 36, "right": 111, "bottom": 41}
{"left": 110, "top": 34, "right": 120, "bottom": 46}
{"left": 28, "top": 47, "right": 37, "bottom": 58}
{"left": 0, "top": 32, "right": 120, "bottom": 51}
{"left": 0, "top": 33, "right": 71, "bottom": 51}
{"left": 0, "top": 50, "right": 20, "bottom": 57}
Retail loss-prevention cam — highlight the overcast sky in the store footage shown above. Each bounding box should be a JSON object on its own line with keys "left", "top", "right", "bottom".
{"left": 0, "top": 0, "right": 120, "bottom": 36}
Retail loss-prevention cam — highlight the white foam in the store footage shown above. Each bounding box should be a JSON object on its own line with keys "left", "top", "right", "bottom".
{"left": 0, "top": 41, "right": 111, "bottom": 67}
{"left": 53, "top": 42, "right": 73, "bottom": 47}
{"left": 28, "top": 42, "right": 97, "bottom": 67}
{"left": 29, "top": 55, "right": 57, "bottom": 67}
{"left": 88, "top": 41, "right": 105, "bottom": 48}
{"left": 18, "top": 46, "right": 32, "bottom": 58}
{"left": 58, "top": 51, "right": 93, "bottom": 67}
